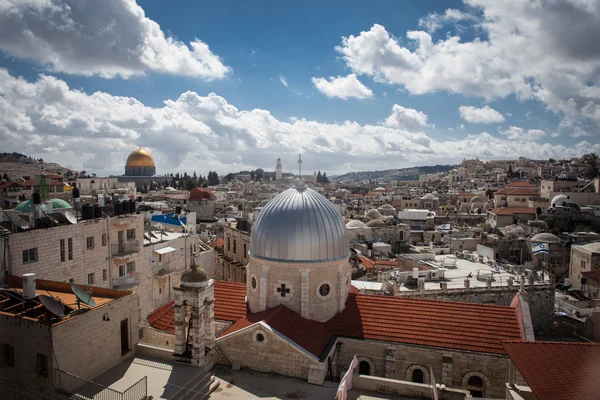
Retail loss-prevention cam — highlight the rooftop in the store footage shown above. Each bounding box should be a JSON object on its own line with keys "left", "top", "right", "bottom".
{"left": 503, "top": 341, "right": 600, "bottom": 400}
{"left": 488, "top": 207, "right": 536, "bottom": 215}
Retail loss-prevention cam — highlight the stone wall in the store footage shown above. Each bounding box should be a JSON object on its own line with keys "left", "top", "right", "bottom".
{"left": 570, "top": 245, "right": 600, "bottom": 290}
{"left": 216, "top": 324, "right": 321, "bottom": 379}
{"left": 394, "top": 284, "right": 554, "bottom": 335}
{"left": 335, "top": 338, "right": 509, "bottom": 399}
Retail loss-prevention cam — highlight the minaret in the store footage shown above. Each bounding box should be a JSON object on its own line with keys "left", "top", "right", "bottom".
{"left": 275, "top": 158, "right": 283, "bottom": 181}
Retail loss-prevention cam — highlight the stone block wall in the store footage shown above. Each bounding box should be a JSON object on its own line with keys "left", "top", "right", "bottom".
{"left": 335, "top": 338, "right": 509, "bottom": 399}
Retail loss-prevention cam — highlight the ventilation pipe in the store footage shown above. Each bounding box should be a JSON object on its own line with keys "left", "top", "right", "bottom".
{"left": 22, "top": 273, "right": 36, "bottom": 299}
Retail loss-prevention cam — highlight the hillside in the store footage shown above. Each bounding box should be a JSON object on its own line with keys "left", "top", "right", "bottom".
{"left": 0, "top": 152, "right": 72, "bottom": 180}
{"left": 332, "top": 164, "right": 456, "bottom": 183}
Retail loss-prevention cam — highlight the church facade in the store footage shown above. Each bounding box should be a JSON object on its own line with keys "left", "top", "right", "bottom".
{"left": 149, "top": 180, "right": 531, "bottom": 398}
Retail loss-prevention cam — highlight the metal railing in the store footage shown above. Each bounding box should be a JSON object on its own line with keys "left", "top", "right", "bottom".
{"left": 111, "top": 241, "right": 140, "bottom": 257}
{"left": 139, "top": 326, "right": 175, "bottom": 351}
{"left": 54, "top": 369, "right": 147, "bottom": 400}
{"left": 112, "top": 272, "right": 141, "bottom": 289}
{"left": 152, "top": 260, "right": 175, "bottom": 276}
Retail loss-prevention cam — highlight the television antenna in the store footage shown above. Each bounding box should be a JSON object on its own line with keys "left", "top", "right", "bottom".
{"left": 71, "top": 285, "right": 96, "bottom": 309}
{"left": 38, "top": 294, "right": 65, "bottom": 318}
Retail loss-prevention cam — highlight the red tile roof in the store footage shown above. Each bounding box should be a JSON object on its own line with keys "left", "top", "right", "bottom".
{"left": 495, "top": 187, "right": 537, "bottom": 196}
{"left": 328, "top": 294, "right": 523, "bottom": 355}
{"left": 0, "top": 181, "right": 23, "bottom": 189}
{"left": 359, "top": 256, "right": 374, "bottom": 271}
{"left": 503, "top": 341, "right": 600, "bottom": 400}
{"left": 505, "top": 182, "right": 538, "bottom": 188}
{"left": 148, "top": 300, "right": 176, "bottom": 333}
{"left": 582, "top": 270, "right": 600, "bottom": 282}
{"left": 213, "top": 281, "right": 247, "bottom": 321}
{"left": 489, "top": 207, "right": 536, "bottom": 215}
{"left": 373, "top": 260, "right": 397, "bottom": 267}
{"left": 189, "top": 187, "right": 214, "bottom": 201}
{"left": 213, "top": 238, "right": 224, "bottom": 248}
{"left": 21, "top": 179, "right": 64, "bottom": 187}
{"left": 220, "top": 305, "right": 332, "bottom": 357}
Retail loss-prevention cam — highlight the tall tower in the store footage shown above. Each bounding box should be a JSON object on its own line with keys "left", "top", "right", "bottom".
{"left": 275, "top": 158, "right": 283, "bottom": 181}
{"left": 173, "top": 264, "right": 215, "bottom": 368}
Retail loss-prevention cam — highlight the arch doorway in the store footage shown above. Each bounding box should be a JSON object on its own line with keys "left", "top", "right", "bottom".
{"left": 467, "top": 375, "right": 484, "bottom": 397}
{"left": 358, "top": 361, "right": 371, "bottom": 375}
{"left": 412, "top": 369, "right": 424, "bottom": 383}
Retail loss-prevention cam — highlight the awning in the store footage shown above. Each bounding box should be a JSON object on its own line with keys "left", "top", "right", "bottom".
{"left": 154, "top": 246, "right": 176, "bottom": 255}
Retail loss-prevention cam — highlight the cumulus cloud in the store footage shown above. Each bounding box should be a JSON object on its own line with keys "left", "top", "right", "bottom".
{"left": 335, "top": 1, "right": 600, "bottom": 133}
{"left": 0, "top": 0, "right": 230, "bottom": 79}
{"left": 459, "top": 105, "right": 505, "bottom": 123}
{"left": 384, "top": 105, "right": 431, "bottom": 131}
{"left": 311, "top": 74, "right": 373, "bottom": 100}
{"left": 419, "top": 8, "right": 475, "bottom": 32}
{"left": 500, "top": 126, "right": 546, "bottom": 141}
{"left": 1, "top": 69, "right": 595, "bottom": 175}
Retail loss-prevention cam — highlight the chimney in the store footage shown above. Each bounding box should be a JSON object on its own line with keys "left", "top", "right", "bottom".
{"left": 464, "top": 279, "right": 470, "bottom": 289}
{"left": 22, "top": 273, "right": 36, "bottom": 299}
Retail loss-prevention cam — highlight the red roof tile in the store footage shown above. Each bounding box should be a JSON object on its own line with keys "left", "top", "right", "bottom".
{"left": 495, "top": 187, "right": 537, "bottom": 196}
{"left": 503, "top": 341, "right": 600, "bottom": 400}
{"left": 359, "top": 256, "right": 374, "bottom": 271}
{"left": 213, "top": 238, "right": 224, "bottom": 248}
{"left": 148, "top": 300, "right": 176, "bottom": 333}
{"left": 189, "top": 187, "right": 214, "bottom": 201}
{"left": 328, "top": 294, "right": 523, "bottom": 355}
{"left": 220, "top": 305, "right": 332, "bottom": 357}
{"left": 21, "top": 179, "right": 64, "bottom": 187}
{"left": 489, "top": 207, "right": 536, "bottom": 215}
{"left": 505, "top": 182, "right": 538, "bottom": 188}
{"left": 0, "top": 181, "right": 23, "bottom": 189}
{"left": 373, "top": 260, "right": 397, "bottom": 267}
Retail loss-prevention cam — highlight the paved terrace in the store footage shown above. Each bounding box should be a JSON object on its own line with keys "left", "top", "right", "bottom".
{"left": 92, "top": 356, "right": 414, "bottom": 399}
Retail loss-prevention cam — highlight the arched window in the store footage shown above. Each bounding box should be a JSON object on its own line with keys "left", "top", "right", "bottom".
{"left": 233, "top": 239, "right": 237, "bottom": 254}
{"left": 358, "top": 361, "right": 371, "bottom": 375}
{"left": 467, "top": 375, "right": 484, "bottom": 397}
{"left": 412, "top": 369, "right": 424, "bottom": 383}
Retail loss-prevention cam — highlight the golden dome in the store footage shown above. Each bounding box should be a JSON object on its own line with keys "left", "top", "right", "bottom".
{"left": 126, "top": 148, "right": 155, "bottom": 167}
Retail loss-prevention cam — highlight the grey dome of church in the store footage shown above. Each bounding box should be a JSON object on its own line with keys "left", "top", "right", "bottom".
{"left": 249, "top": 186, "right": 349, "bottom": 262}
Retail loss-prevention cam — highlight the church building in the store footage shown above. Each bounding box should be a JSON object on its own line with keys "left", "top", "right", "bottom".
{"left": 148, "top": 179, "right": 531, "bottom": 398}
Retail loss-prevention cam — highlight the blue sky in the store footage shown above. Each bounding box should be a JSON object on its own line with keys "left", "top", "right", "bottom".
{"left": 0, "top": 0, "right": 598, "bottom": 175}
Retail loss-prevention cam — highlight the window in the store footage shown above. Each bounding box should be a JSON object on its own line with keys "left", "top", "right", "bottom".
{"left": 126, "top": 261, "right": 135, "bottom": 274}
{"left": 358, "top": 361, "right": 371, "bottom": 375}
{"left": 255, "top": 333, "right": 264, "bottom": 342}
{"left": 68, "top": 238, "right": 73, "bottom": 260}
{"left": 86, "top": 236, "right": 95, "bottom": 250}
{"left": 22, "top": 248, "right": 38, "bottom": 264}
{"left": 36, "top": 353, "right": 48, "bottom": 377}
{"left": 251, "top": 276, "right": 257, "bottom": 290}
{"left": 101, "top": 233, "right": 107, "bottom": 247}
{"left": 102, "top": 269, "right": 107, "bottom": 281}
{"left": 119, "top": 264, "right": 126, "bottom": 277}
{"left": 180, "top": 247, "right": 184, "bottom": 256}
{"left": 158, "top": 288, "right": 162, "bottom": 295}
{"left": 412, "top": 369, "right": 424, "bottom": 383}
{"left": 87, "top": 273, "right": 95, "bottom": 285}
{"left": 318, "top": 283, "right": 331, "bottom": 297}
{"left": 68, "top": 278, "right": 74, "bottom": 283}
{"left": 467, "top": 375, "right": 484, "bottom": 397}
{"left": 227, "top": 237, "right": 231, "bottom": 251}
{"left": 581, "top": 260, "right": 587, "bottom": 270}
{"left": 233, "top": 239, "right": 237, "bottom": 254}
{"left": 60, "top": 239, "right": 65, "bottom": 262}
{"left": 277, "top": 283, "right": 290, "bottom": 297}
{"left": 2, "top": 344, "right": 14, "bottom": 367}
{"left": 126, "top": 229, "right": 135, "bottom": 241}
{"left": 243, "top": 243, "right": 247, "bottom": 258}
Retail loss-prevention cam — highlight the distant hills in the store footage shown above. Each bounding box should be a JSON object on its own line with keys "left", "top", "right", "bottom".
{"left": 0, "top": 152, "right": 72, "bottom": 180}
{"left": 332, "top": 164, "right": 456, "bottom": 183}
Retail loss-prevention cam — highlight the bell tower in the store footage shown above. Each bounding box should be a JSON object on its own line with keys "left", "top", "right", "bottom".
{"left": 172, "top": 264, "right": 215, "bottom": 368}
{"left": 275, "top": 158, "right": 283, "bottom": 181}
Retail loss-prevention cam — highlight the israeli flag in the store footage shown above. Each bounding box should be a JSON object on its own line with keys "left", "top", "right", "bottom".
{"left": 532, "top": 242, "right": 549, "bottom": 255}
{"left": 439, "top": 224, "right": 451, "bottom": 231}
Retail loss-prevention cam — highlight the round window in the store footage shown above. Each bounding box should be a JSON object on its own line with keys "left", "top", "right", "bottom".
{"left": 256, "top": 333, "right": 265, "bottom": 342}
{"left": 251, "top": 276, "right": 257, "bottom": 290}
{"left": 319, "top": 283, "right": 331, "bottom": 297}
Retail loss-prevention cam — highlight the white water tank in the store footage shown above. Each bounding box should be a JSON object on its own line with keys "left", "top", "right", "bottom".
{"left": 98, "top": 194, "right": 105, "bottom": 207}
{"left": 45, "top": 201, "right": 53, "bottom": 214}
{"left": 22, "top": 273, "right": 37, "bottom": 299}
{"left": 412, "top": 268, "right": 419, "bottom": 279}
{"left": 564, "top": 278, "right": 571, "bottom": 287}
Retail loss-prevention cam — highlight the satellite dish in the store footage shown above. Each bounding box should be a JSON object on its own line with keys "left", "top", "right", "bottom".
{"left": 38, "top": 295, "right": 65, "bottom": 318}
{"left": 0, "top": 289, "right": 23, "bottom": 300}
{"left": 71, "top": 285, "right": 96, "bottom": 308}
{"left": 65, "top": 211, "right": 77, "bottom": 224}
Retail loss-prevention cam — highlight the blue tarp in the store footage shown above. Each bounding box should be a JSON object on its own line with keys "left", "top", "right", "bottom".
{"left": 151, "top": 213, "right": 187, "bottom": 226}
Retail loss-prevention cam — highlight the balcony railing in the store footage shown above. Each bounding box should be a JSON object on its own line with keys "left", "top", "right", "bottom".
{"left": 112, "top": 272, "right": 141, "bottom": 289}
{"left": 54, "top": 369, "right": 147, "bottom": 400}
{"left": 152, "top": 261, "right": 176, "bottom": 277}
{"left": 139, "top": 326, "right": 175, "bottom": 351}
{"left": 111, "top": 241, "right": 140, "bottom": 257}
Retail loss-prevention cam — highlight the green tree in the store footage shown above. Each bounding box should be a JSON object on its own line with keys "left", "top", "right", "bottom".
{"left": 582, "top": 152, "right": 600, "bottom": 179}
{"left": 322, "top": 172, "right": 329, "bottom": 183}
{"left": 317, "top": 171, "right": 322, "bottom": 183}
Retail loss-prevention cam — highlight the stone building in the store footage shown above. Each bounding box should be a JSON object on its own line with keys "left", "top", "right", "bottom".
{"left": 569, "top": 242, "right": 600, "bottom": 291}
{"left": 148, "top": 181, "right": 531, "bottom": 397}
{"left": 0, "top": 276, "right": 138, "bottom": 400}
{"left": 214, "top": 219, "right": 251, "bottom": 283}
{"left": 528, "top": 232, "right": 568, "bottom": 279}
{"left": 187, "top": 187, "right": 215, "bottom": 221}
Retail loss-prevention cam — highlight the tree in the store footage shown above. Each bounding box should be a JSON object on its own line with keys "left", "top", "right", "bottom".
{"left": 255, "top": 168, "right": 264, "bottom": 181}
{"left": 507, "top": 165, "right": 513, "bottom": 178}
{"left": 317, "top": 171, "right": 322, "bottom": 183}
{"left": 2, "top": 172, "right": 9, "bottom": 181}
{"left": 250, "top": 170, "right": 255, "bottom": 180}
{"left": 485, "top": 188, "right": 494, "bottom": 199}
{"left": 322, "top": 172, "right": 329, "bottom": 183}
{"left": 582, "top": 152, "right": 600, "bottom": 179}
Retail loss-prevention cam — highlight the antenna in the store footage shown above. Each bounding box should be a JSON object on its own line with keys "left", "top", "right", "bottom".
{"left": 71, "top": 285, "right": 96, "bottom": 308}
{"left": 297, "top": 154, "right": 303, "bottom": 178}
{"left": 38, "top": 295, "right": 65, "bottom": 318}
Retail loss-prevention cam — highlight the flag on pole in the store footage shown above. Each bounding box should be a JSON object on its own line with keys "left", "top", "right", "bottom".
{"left": 532, "top": 242, "right": 549, "bottom": 255}
{"left": 430, "top": 365, "right": 438, "bottom": 400}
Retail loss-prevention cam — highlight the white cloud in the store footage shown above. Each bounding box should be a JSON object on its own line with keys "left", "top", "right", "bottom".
{"left": 335, "top": 1, "right": 600, "bottom": 133}
{"left": 384, "top": 105, "right": 431, "bottom": 131}
{"left": 419, "top": 8, "right": 475, "bottom": 32}
{"left": 279, "top": 75, "right": 288, "bottom": 87}
{"left": 311, "top": 74, "right": 373, "bottom": 100}
{"left": 500, "top": 126, "right": 546, "bottom": 141}
{"left": 459, "top": 105, "right": 505, "bottom": 123}
{"left": 1, "top": 69, "right": 595, "bottom": 176}
{"left": 0, "top": 0, "right": 230, "bottom": 79}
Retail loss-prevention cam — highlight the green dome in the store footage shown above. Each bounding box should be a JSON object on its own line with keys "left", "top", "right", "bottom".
{"left": 181, "top": 264, "right": 209, "bottom": 284}
{"left": 13, "top": 200, "right": 46, "bottom": 213}
{"left": 47, "top": 198, "right": 72, "bottom": 210}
